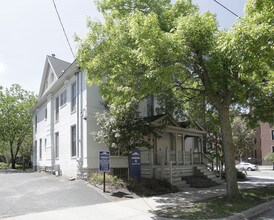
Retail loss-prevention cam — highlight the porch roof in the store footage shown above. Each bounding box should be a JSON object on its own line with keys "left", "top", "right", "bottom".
{"left": 146, "top": 114, "right": 207, "bottom": 136}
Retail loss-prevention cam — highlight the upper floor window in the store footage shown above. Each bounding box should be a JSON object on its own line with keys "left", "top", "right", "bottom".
{"left": 60, "top": 90, "right": 67, "bottom": 107}
{"left": 55, "top": 96, "right": 59, "bottom": 121}
{"left": 272, "top": 130, "right": 274, "bottom": 140}
{"left": 55, "top": 132, "right": 59, "bottom": 158}
{"left": 71, "top": 82, "right": 76, "bottom": 112}
{"left": 45, "top": 108, "right": 47, "bottom": 120}
{"left": 50, "top": 72, "right": 54, "bottom": 84}
{"left": 39, "top": 139, "right": 42, "bottom": 160}
{"left": 35, "top": 115, "right": 37, "bottom": 132}
{"left": 147, "top": 95, "right": 154, "bottom": 117}
{"left": 71, "top": 125, "right": 76, "bottom": 157}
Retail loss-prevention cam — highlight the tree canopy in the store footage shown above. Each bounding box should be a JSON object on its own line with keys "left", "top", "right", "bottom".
{"left": 92, "top": 102, "right": 155, "bottom": 156}
{"left": 0, "top": 84, "right": 36, "bottom": 169}
{"left": 77, "top": 0, "right": 274, "bottom": 200}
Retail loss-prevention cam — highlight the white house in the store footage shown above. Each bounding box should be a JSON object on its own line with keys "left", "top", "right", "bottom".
{"left": 32, "top": 55, "right": 222, "bottom": 187}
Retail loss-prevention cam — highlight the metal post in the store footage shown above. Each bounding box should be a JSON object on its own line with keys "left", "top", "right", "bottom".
{"left": 170, "top": 162, "right": 173, "bottom": 185}
{"left": 103, "top": 172, "right": 106, "bottom": 192}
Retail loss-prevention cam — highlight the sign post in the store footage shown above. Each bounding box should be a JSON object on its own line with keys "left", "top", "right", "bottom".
{"left": 99, "top": 150, "right": 110, "bottom": 192}
{"left": 129, "top": 148, "right": 141, "bottom": 180}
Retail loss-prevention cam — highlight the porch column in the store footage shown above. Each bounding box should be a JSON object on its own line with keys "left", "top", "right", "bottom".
{"left": 199, "top": 135, "right": 202, "bottom": 163}
{"left": 150, "top": 134, "right": 154, "bottom": 165}
{"left": 176, "top": 133, "right": 179, "bottom": 165}
{"left": 182, "top": 134, "right": 186, "bottom": 165}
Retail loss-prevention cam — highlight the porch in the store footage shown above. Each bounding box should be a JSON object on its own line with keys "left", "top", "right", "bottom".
{"left": 140, "top": 150, "right": 216, "bottom": 178}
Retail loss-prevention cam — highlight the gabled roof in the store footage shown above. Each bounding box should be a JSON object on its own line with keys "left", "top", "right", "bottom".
{"left": 47, "top": 55, "right": 71, "bottom": 78}
{"left": 38, "top": 55, "right": 71, "bottom": 98}
{"left": 144, "top": 114, "right": 180, "bottom": 127}
{"left": 145, "top": 114, "right": 207, "bottom": 134}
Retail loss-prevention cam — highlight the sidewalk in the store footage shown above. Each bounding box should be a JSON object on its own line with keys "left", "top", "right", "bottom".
{"left": 5, "top": 179, "right": 274, "bottom": 220}
{"left": 4, "top": 185, "right": 227, "bottom": 220}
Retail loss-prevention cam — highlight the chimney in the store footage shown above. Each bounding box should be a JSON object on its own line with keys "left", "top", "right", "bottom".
{"left": 52, "top": 54, "right": 55, "bottom": 57}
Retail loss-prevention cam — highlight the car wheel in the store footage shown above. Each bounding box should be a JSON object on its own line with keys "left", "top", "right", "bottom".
{"left": 247, "top": 167, "right": 252, "bottom": 171}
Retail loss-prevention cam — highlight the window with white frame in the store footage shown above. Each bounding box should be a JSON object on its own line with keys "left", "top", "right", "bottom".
{"left": 71, "top": 82, "right": 76, "bottom": 112}
{"left": 71, "top": 125, "right": 76, "bottom": 157}
{"left": 39, "top": 139, "right": 42, "bottom": 160}
{"left": 35, "top": 114, "right": 37, "bottom": 132}
{"left": 60, "top": 90, "right": 67, "bottom": 107}
{"left": 55, "top": 132, "right": 59, "bottom": 158}
{"left": 55, "top": 96, "right": 59, "bottom": 121}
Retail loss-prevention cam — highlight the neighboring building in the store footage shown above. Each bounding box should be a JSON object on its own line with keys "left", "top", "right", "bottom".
{"left": 32, "top": 55, "right": 221, "bottom": 187}
{"left": 252, "top": 122, "right": 274, "bottom": 165}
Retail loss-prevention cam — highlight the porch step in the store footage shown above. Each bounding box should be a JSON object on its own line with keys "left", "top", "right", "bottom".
{"left": 211, "top": 177, "right": 225, "bottom": 184}
{"left": 194, "top": 166, "right": 224, "bottom": 185}
{"left": 172, "top": 180, "right": 190, "bottom": 190}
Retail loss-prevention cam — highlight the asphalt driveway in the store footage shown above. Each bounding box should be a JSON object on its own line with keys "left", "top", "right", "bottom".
{"left": 0, "top": 171, "right": 110, "bottom": 218}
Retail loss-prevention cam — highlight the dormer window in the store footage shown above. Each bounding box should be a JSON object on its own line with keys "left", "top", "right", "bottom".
{"left": 50, "top": 72, "right": 54, "bottom": 84}
{"left": 147, "top": 95, "right": 154, "bottom": 117}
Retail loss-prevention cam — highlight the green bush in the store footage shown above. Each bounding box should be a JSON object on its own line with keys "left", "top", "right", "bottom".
{"left": 221, "top": 170, "right": 246, "bottom": 181}
{"left": 90, "top": 172, "right": 119, "bottom": 186}
{"left": 0, "top": 162, "right": 8, "bottom": 169}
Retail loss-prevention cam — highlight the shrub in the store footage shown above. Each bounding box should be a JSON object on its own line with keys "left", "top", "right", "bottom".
{"left": 0, "top": 162, "right": 8, "bottom": 169}
{"left": 221, "top": 170, "right": 246, "bottom": 181}
{"left": 90, "top": 172, "right": 119, "bottom": 186}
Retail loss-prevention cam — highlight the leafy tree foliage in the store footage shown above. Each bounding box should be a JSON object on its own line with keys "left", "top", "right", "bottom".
{"left": 77, "top": 0, "right": 274, "bottom": 200}
{"left": 264, "top": 153, "right": 274, "bottom": 163}
{"left": 92, "top": 102, "right": 154, "bottom": 154}
{"left": 0, "top": 85, "right": 36, "bottom": 169}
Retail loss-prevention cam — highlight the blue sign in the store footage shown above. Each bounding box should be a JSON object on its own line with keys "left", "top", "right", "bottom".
{"left": 129, "top": 148, "right": 141, "bottom": 180}
{"left": 99, "top": 151, "right": 110, "bottom": 172}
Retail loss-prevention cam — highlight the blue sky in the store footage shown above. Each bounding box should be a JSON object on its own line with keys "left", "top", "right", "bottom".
{"left": 0, "top": 0, "right": 246, "bottom": 94}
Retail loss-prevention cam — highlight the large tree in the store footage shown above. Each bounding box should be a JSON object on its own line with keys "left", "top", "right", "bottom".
{"left": 76, "top": 0, "right": 274, "bottom": 200}
{"left": 0, "top": 85, "right": 36, "bottom": 169}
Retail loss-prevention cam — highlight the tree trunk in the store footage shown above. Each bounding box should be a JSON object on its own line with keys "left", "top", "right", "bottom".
{"left": 10, "top": 142, "right": 16, "bottom": 169}
{"left": 11, "top": 157, "right": 16, "bottom": 169}
{"left": 219, "top": 107, "right": 240, "bottom": 201}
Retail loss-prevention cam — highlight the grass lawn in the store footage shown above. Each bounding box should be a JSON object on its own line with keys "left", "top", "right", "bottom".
{"left": 154, "top": 186, "right": 274, "bottom": 219}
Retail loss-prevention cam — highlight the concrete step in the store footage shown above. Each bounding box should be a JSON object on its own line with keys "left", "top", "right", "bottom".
{"left": 172, "top": 177, "right": 182, "bottom": 182}
{"left": 205, "top": 174, "right": 217, "bottom": 179}
{"left": 202, "top": 171, "right": 214, "bottom": 175}
{"left": 176, "top": 184, "right": 190, "bottom": 191}
{"left": 210, "top": 177, "right": 225, "bottom": 183}
{"left": 173, "top": 181, "right": 190, "bottom": 190}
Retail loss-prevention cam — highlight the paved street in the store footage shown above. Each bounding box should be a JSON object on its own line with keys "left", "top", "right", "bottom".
{"left": 250, "top": 207, "right": 274, "bottom": 220}
{"left": 0, "top": 171, "right": 110, "bottom": 218}
{"left": 1, "top": 169, "right": 274, "bottom": 220}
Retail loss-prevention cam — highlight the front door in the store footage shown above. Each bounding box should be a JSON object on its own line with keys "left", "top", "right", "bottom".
{"left": 184, "top": 137, "right": 192, "bottom": 164}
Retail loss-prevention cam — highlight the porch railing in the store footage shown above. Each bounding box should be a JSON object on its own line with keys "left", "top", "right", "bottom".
{"left": 169, "top": 151, "right": 176, "bottom": 163}
{"left": 141, "top": 150, "right": 150, "bottom": 164}
{"left": 201, "top": 152, "right": 214, "bottom": 171}
{"left": 193, "top": 152, "right": 201, "bottom": 164}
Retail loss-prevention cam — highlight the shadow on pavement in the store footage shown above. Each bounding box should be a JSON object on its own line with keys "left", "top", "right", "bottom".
{"left": 0, "top": 169, "right": 34, "bottom": 174}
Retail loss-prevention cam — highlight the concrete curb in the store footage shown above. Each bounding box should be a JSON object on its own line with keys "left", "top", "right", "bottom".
{"left": 215, "top": 199, "right": 274, "bottom": 220}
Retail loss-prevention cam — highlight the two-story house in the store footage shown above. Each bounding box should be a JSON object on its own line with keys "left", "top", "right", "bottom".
{"left": 32, "top": 55, "right": 222, "bottom": 187}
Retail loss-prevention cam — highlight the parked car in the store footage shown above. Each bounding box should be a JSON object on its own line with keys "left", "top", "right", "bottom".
{"left": 236, "top": 162, "right": 257, "bottom": 171}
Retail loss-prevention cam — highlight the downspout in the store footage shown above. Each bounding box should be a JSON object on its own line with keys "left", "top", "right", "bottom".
{"left": 50, "top": 94, "right": 55, "bottom": 173}
{"left": 76, "top": 72, "right": 80, "bottom": 164}
{"left": 80, "top": 71, "right": 84, "bottom": 167}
